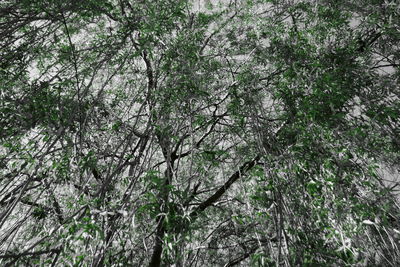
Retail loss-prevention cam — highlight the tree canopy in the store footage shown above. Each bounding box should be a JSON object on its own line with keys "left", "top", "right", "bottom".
{"left": 1, "top": 0, "right": 399, "bottom": 266}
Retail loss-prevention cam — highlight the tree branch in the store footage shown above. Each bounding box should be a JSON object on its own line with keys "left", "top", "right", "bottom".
{"left": 190, "top": 155, "right": 261, "bottom": 219}
{"left": 0, "top": 248, "right": 61, "bottom": 259}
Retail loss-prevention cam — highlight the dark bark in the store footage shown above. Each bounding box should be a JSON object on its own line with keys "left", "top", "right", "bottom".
{"left": 148, "top": 218, "right": 166, "bottom": 267}
{"left": 190, "top": 155, "right": 261, "bottom": 219}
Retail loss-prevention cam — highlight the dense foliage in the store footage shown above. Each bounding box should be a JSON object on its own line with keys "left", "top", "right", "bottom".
{"left": 1, "top": 0, "right": 399, "bottom": 266}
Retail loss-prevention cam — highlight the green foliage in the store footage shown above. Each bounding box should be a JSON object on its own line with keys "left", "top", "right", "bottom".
{"left": 1, "top": 0, "right": 399, "bottom": 266}
{"left": 32, "top": 207, "right": 47, "bottom": 220}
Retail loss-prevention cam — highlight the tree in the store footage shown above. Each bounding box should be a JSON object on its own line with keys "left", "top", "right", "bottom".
{"left": 1, "top": 0, "right": 399, "bottom": 266}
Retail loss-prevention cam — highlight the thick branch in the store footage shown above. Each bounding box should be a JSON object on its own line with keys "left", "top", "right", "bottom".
{"left": 190, "top": 155, "right": 261, "bottom": 219}
{"left": 0, "top": 248, "right": 61, "bottom": 259}
{"left": 148, "top": 136, "right": 174, "bottom": 267}
{"left": 148, "top": 218, "right": 165, "bottom": 267}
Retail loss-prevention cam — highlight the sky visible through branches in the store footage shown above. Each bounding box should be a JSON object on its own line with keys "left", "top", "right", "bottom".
{"left": 1, "top": 0, "right": 399, "bottom": 266}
